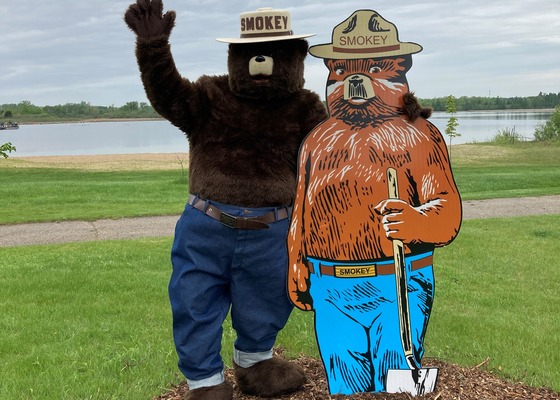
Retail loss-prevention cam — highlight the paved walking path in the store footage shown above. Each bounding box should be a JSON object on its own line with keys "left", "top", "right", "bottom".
{"left": 1, "top": 196, "right": 559, "bottom": 247}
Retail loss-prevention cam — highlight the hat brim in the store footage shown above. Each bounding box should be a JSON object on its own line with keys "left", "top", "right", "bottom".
{"left": 216, "top": 33, "right": 315, "bottom": 44}
{"left": 309, "top": 41, "right": 422, "bottom": 59}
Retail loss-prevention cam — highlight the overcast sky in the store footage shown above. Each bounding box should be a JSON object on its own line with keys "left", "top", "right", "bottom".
{"left": 1, "top": 0, "right": 559, "bottom": 107}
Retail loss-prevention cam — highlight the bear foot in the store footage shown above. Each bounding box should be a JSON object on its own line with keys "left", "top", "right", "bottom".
{"left": 186, "top": 380, "right": 233, "bottom": 400}
{"left": 233, "top": 358, "right": 307, "bottom": 397}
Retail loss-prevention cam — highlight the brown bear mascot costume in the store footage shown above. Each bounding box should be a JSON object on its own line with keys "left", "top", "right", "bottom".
{"left": 124, "top": 1, "right": 427, "bottom": 399}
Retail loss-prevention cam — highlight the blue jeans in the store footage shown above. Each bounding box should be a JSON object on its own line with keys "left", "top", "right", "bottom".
{"left": 307, "top": 252, "right": 435, "bottom": 394}
{"left": 169, "top": 198, "right": 294, "bottom": 382}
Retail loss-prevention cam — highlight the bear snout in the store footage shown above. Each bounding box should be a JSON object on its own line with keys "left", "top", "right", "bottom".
{"left": 344, "top": 73, "right": 375, "bottom": 103}
{"left": 249, "top": 55, "right": 274, "bottom": 77}
{"left": 350, "top": 75, "right": 364, "bottom": 85}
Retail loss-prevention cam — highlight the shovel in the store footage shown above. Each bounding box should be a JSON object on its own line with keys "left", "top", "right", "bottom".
{"left": 384, "top": 167, "right": 438, "bottom": 396}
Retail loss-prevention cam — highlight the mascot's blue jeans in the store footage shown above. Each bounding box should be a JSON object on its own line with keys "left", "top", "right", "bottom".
{"left": 169, "top": 197, "right": 293, "bottom": 386}
{"left": 307, "top": 252, "right": 434, "bottom": 394}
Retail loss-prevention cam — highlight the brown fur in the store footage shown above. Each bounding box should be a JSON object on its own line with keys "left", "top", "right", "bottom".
{"left": 234, "top": 358, "right": 307, "bottom": 397}
{"left": 132, "top": 35, "right": 327, "bottom": 207}
{"left": 403, "top": 92, "right": 433, "bottom": 121}
{"left": 186, "top": 380, "right": 233, "bottom": 400}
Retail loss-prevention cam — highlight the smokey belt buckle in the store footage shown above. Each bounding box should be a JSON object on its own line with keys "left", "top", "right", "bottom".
{"left": 333, "top": 264, "right": 378, "bottom": 278}
{"left": 215, "top": 210, "right": 268, "bottom": 230}
{"left": 311, "top": 255, "right": 434, "bottom": 278}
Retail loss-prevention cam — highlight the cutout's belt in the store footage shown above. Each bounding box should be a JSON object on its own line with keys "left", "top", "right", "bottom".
{"left": 188, "top": 194, "right": 290, "bottom": 230}
{"left": 308, "top": 254, "right": 433, "bottom": 278}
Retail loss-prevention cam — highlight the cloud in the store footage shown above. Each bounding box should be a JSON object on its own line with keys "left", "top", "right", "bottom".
{"left": 1, "top": 0, "right": 559, "bottom": 106}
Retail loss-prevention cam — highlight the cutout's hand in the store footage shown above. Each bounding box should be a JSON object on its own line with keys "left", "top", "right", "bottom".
{"left": 374, "top": 198, "right": 428, "bottom": 244}
{"left": 288, "top": 262, "right": 313, "bottom": 311}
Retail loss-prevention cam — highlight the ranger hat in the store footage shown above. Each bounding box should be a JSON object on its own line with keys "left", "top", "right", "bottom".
{"left": 309, "top": 9, "right": 422, "bottom": 59}
{"left": 216, "top": 7, "right": 315, "bottom": 44}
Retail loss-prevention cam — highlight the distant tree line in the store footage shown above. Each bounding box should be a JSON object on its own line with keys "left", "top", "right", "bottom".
{"left": 419, "top": 92, "right": 560, "bottom": 112}
{"left": 2, "top": 93, "right": 559, "bottom": 122}
{"left": 0, "top": 100, "right": 160, "bottom": 122}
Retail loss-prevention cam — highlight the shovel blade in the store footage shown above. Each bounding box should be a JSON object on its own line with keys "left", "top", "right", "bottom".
{"left": 386, "top": 368, "right": 438, "bottom": 396}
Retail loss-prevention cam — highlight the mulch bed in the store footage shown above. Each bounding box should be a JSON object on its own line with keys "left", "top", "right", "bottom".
{"left": 155, "top": 354, "right": 560, "bottom": 400}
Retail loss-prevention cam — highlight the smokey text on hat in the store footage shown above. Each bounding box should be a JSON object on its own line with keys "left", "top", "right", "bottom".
{"left": 241, "top": 15, "right": 289, "bottom": 33}
{"left": 336, "top": 13, "right": 399, "bottom": 54}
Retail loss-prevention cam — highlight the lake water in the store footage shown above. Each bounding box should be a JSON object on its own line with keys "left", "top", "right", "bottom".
{"left": 2, "top": 111, "right": 553, "bottom": 157}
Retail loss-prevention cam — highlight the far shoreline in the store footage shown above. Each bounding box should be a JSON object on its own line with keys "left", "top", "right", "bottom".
{"left": 12, "top": 108, "right": 556, "bottom": 126}
{"left": 20, "top": 117, "right": 165, "bottom": 126}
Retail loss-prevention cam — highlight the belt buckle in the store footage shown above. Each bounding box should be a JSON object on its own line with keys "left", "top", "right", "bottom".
{"left": 219, "top": 212, "right": 237, "bottom": 228}
{"left": 333, "top": 264, "right": 378, "bottom": 278}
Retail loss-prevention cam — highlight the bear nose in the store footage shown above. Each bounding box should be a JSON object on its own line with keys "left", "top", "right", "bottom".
{"left": 255, "top": 55, "right": 266, "bottom": 63}
{"left": 350, "top": 75, "right": 364, "bottom": 85}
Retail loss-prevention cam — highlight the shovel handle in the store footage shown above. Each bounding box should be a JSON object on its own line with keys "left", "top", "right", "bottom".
{"left": 386, "top": 168, "right": 418, "bottom": 369}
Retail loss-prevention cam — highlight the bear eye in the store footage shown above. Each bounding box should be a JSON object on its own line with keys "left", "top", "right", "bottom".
{"left": 369, "top": 66, "right": 382, "bottom": 73}
{"left": 335, "top": 67, "right": 346, "bottom": 75}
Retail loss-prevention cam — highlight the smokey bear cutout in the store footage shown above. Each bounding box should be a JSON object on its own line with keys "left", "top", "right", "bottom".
{"left": 287, "top": 10, "right": 462, "bottom": 396}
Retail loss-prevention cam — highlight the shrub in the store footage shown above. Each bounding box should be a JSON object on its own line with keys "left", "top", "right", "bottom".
{"left": 492, "top": 126, "right": 524, "bottom": 144}
{"left": 534, "top": 106, "right": 560, "bottom": 142}
{"left": 1, "top": 142, "right": 16, "bottom": 158}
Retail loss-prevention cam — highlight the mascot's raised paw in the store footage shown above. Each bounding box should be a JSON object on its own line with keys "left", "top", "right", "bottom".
{"left": 124, "top": 0, "right": 175, "bottom": 38}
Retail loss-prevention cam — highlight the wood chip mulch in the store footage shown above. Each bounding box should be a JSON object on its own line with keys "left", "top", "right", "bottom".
{"left": 155, "top": 354, "right": 560, "bottom": 400}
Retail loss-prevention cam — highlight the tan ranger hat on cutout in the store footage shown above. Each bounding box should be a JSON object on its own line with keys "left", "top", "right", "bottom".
{"left": 309, "top": 9, "right": 422, "bottom": 59}
{"left": 216, "top": 7, "right": 315, "bottom": 44}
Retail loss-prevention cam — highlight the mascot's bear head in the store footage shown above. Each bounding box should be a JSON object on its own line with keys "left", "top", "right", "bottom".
{"left": 217, "top": 8, "right": 315, "bottom": 100}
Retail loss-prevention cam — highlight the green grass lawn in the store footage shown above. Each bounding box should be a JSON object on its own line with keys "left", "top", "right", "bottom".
{"left": 0, "top": 238, "right": 179, "bottom": 400}
{"left": 1, "top": 142, "right": 559, "bottom": 224}
{"left": 1, "top": 216, "right": 559, "bottom": 399}
{"left": 427, "top": 215, "right": 560, "bottom": 390}
{"left": 450, "top": 141, "right": 560, "bottom": 200}
{"left": 0, "top": 169, "right": 187, "bottom": 224}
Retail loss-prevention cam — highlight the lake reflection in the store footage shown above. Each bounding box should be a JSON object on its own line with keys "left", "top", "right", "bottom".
{"left": 430, "top": 110, "right": 553, "bottom": 144}
{"left": 3, "top": 120, "right": 188, "bottom": 157}
{"left": 2, "top": 111, "right": 553, "bottom": 157}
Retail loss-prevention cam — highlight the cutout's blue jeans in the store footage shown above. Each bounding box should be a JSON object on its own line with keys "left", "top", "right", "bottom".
{"left": 307, "top": 252, "right": 435, "bottom": 394}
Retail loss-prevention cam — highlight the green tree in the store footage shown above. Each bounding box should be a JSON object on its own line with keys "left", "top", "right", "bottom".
{"left": 18, "top": 100, "right": 42, "bottom": 115}
{"left": 445, "top": 95, "right": 461, "bottom": 148}
{"left": 534, "top": 105, "right": 560, "bottom": 142}
{"left": 122, "top": 101, "right": 139, "bottom": 111}
{"left": 0, "top": 142, "right": 16, "bottom": 158}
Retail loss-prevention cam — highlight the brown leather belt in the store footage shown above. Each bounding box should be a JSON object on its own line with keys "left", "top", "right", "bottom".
{"left": 188, "top": 194, "right": 290, "bottom": 230}
{"left": 308, "top": 255, "right": 433, "bottom": 278}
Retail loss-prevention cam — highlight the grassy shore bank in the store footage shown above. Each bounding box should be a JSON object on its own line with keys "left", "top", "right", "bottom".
{"left": 1, "top": 142, "right": 558, "bottom": 225}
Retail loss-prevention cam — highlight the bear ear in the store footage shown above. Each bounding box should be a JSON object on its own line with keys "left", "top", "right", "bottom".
{"left": 287, "top": 39, "right": 309, "bottom": 59}
{"left": 398, "top": 54, "right": 413, "bottom": 73}
{"left": 402, "top": 92, "right": 432, "bottom": 122}
{"left": 297, "top": 39, "right": 309, "bottom": 53}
